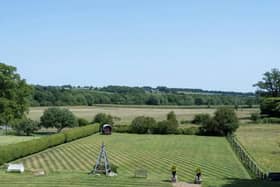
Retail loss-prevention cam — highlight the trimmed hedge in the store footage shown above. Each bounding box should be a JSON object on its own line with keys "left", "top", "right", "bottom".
{"left": 0, "top": 124, "right": 99, "bottom": 165}
{"left": 63, "top": 124, "right": 99, "bottom": 142}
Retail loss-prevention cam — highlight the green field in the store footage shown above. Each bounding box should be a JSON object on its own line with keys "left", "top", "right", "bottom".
{"left": 0, "top": 135, "right": 39, "bottom": 145}
{"left": 236, "top": 124, "right": 280, "bottom": 172}
{"left": 0, "top": 133, "right": 250, "bottom": 187}
{"left": 28, "top": 106, "right": 257, "bottom": 125}
{"left": 1, "top": 107, "right": 279, "bottom": 187}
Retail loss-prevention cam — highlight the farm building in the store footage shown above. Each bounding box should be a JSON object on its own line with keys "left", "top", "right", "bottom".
{"left": 102, "top": 124, "right": 112, "bottom": 135}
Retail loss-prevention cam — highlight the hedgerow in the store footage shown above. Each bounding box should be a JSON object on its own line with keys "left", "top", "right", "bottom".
{"left": 0, "top": 124, "right": 99, "bottom": 165}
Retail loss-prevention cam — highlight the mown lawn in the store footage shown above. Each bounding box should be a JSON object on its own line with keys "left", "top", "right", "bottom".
{"left": 0, "top": 133, "right": 252, "bottom": 187}
{"left": 0, "top": 135, "right": 39, "bottom": 145}
{"left": 236, "top": 124, "right": 280, "bottom": 172}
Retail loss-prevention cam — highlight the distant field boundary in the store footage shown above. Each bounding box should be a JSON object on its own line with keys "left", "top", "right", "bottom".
{"left": 227, "top": 134, "right": 267, "bottom": 179}
{"left": 30, "top": 104, "right": 259, "bottom": 110}
{"left": 92, "top": 104, "right": 259, "bottom": 109}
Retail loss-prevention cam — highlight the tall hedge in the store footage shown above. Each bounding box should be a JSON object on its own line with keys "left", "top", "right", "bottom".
{"left": 63, "top": 124, "right": 99, "bottom": 142}
{"left": 0, "top": 124, "right": 99, "bottom": 165}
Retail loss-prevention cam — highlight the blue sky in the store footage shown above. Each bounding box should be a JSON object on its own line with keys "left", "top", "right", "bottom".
{"left": 0, "top": 0, "right": 279, "bottom": 92}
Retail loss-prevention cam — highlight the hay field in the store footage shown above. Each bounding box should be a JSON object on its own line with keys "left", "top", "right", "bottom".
{"left": 28, "top": 106, "right": 257, "bottom": 125}
{"left": 236, "top": 124, "right": 280, "bottom": 172}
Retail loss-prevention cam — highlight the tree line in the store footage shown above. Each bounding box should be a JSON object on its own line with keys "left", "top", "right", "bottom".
{"left": 30, "top": 85, "right": 258, "bottom": 107}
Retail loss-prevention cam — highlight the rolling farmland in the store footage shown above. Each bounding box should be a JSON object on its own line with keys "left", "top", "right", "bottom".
{"left": 28, "top": 106, "right": 258, "bottom": 125}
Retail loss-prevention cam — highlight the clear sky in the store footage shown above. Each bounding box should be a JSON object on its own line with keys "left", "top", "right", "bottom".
{"left": 0, "top": 0, "right": 279, "bottom": 92}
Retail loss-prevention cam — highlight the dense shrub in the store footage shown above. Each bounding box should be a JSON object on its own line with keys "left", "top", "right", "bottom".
{"left": 260, "top": 117, "right": 280, "bottom": 124}
{"left": 0, "top": 124, "right": 99, "bottom": 165}
{"left": 63, "top": 124, "right": 99, "bottom": 142}
{"left": 260, "top": 97, "right": 280, "bottom": 117}
{"left": 176, "top": 127, "right": 199, "bottom": 135}
{"left": 78, "top": 118, "right": 89, "bottom": 126}
{"left": 130, "top": 116, "right": 156, "bottom": 134}
{"left": 93, "top": 113, "right": 114, "bottom": 131}
{"left": 12, "top": 118, "right": 40, "bottom": 136}
{"left": 199, "top": 108, "right": 239, "bottom": 136}
{"left": 151, "top": 120, "right": 178, "bottom": 134}
{"left": 180, "top": 120, "right": 191, "bottom": 124}
{"left": 167, "top": 111, "right": 177, "bottom": 122}
{"left": 40, "top": 107, "right": 78, "bottom": 132}
{"left": 250, "top": 112, "right": 261, "bottom": 122}
{"left": 93, "top": 113, "right": 114, "bottom": 125}
{"left": 192, "top": 114, "right": 211, "bottom": 125}
{"left": 130, "top": 112, "right": 179, "bottom": 134}
{"left": 113, "top": 124, "right": 131, "bottom": 133}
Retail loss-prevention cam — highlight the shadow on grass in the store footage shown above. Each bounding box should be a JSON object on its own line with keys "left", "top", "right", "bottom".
{"left": 161, "top": 179, "right": 171, "bottom": 183}
{"left": 217, "top": 178, "right": 280, "bottom": 187}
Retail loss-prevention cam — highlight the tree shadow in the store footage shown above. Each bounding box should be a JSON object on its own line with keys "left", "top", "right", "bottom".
{"left": 218, "top": 178, "right": 280, "bottom": 187}
{"left": 161, "top": 179, "right": 171, "bottom": 183}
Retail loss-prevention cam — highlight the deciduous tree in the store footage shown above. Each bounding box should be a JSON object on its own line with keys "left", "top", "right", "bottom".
{"left": 0, "top": 63, "right": 32, "bottom": 134}
{"left": 40, "top": 107, "right": 77, "bottom": 132}
{"left": 254, "top": 68, "right": 280, "bottom": 97}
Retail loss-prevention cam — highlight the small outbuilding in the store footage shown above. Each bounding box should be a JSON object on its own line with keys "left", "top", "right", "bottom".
{"left": 102, "top": 124, "right": 112, "bottom": 135}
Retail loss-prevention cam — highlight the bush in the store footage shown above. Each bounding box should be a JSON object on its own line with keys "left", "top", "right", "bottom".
{"left": 12, "top": 118, "right": 40, "bottom": 136}
{"left": 78, "top": 118, "right": 89, "bottom": 126}
{"left": 93, "top": 113, "right": 114, "bottom": 125}
{"left": 63, "top": 124, "right": 99, "bottom": 142}
{"left": 176, "top": 127, "right": 199, "bottom": 135}
{"left": 130, "top": 116, "right": 156, "bottom": 134}
{"left": 113, "top": 124, "right": 131, "bottom": 133}
{"left": 180, "top": 120, "right": 191, "bottom": 124}
{"left": 199, "top": 107, "right": 239, "bottom": 136}
{"left": 93, "top": 113, "right": 114, "bottom": 131}
{"left": 260, "top": 117, "right": 280, "bottom": 124}
{"left": 167, "top": 111, "right": 177, "bottom": 122}
{"left": 151, "top": 120, "right": 177, "bottom": 134}
{"left": 40, "top": 107, "right": 78, "bottom": 132}
{"left": 192, "top": 114, "right": 211, "bottom": 125}
{"left": 260, "top": 97, "right": 280, "bottom": 117}
{"left": 250, "top": 112, "right": 261, "bottom": 122}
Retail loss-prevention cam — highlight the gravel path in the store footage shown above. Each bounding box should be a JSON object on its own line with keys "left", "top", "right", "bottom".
{"left": 172, "top": 182, "right": 201, "bottom": 187}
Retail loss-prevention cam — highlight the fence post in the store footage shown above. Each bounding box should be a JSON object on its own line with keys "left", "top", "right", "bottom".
{"left": 227, "top": 134, "right": 267, "bottom": 180}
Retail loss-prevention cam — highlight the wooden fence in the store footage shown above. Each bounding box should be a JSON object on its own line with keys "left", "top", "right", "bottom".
{"left": 227, "top": 135, "right": 267, "bottom": 179}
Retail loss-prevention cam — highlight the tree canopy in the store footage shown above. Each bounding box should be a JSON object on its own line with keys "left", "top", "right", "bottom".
{"left": 40, "top": 107, "right": 77, "bottom": 132}
{"left": 254, "top": 68, "right": 280, "bottom": 97}
{"left": 199, "top": 107, "right": 239, "bottom": 136}
{"left": 0, "top": 63, "right": 32, "bottom": 126}
{"left": 29, "top": 85, "right": 258, "bottom": 107}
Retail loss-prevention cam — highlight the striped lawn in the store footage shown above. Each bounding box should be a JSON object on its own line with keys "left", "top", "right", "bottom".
{"left": 1, "top": 133, "right": 251, "bottom": 187}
